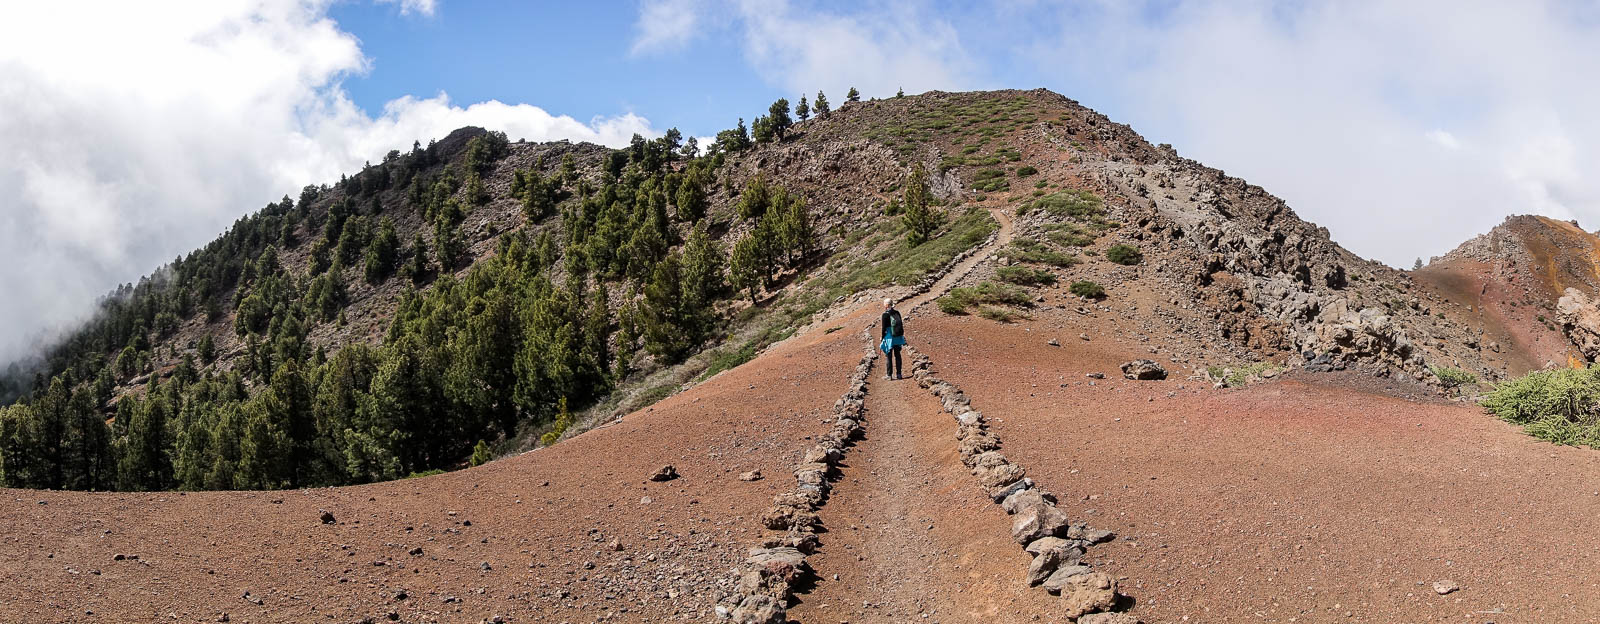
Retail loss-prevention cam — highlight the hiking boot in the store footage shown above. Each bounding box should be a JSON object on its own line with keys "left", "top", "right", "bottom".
{"left": 885, "top": 374, "right": 893, "bottom": 381}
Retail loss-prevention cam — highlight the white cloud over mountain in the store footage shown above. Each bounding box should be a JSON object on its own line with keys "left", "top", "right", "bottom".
{"left": 0, "top": 0, "right": 654, "bottom": 365}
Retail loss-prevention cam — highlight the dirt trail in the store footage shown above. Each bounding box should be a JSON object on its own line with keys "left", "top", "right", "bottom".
{"left": 788, "top": 364, "right": 1055, "bottom": 623}
{"left": 785, "top": 203, "right": 1040, "bottom": 622}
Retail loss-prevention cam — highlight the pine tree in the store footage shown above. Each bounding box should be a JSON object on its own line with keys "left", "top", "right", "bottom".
{"left": 730, "top": 233, "right": 765, "bottom": 304}
{"left": 738, "top": 176, "right": 773, "bottom": 220}
{"left": 365, "top": 217, "right": 400, "bottom": 284}
{"left": 1413, "top": 257, "right": 1423, "bottom": 271}
{"left": 116, "top": 390, "right": 170, "bottom": 490}
{"left": 406, "top": 233, "right": 431, "bottom": 284}
{"left": 814, "top": 90, "right": 830, "bottom": 116}
{"left": 641, "top": 252, "right": 696, "bottom": 362}
{"left": 896, "top": 87, "right": 905, "bottom": 98}
{"left": 901, "top": 164, "right": 944, "bottom": 246}
{"left": 847, "top": 87, "right": 860, "bottom": 102}
{"left": 796, "top": 95, "right": 810, "bottom": 121}
{"left": 768, "top": 99, "right": 793, "bottom": 140}
{"left": 676, "top": 175, "right": 707, "bottom": 223}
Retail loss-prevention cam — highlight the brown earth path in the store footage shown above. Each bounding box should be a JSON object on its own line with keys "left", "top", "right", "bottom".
{"left": 787, "top": 203, "right": 1063, "bottom": 623}
{"left": 787, "top": 363, "right": 1056, "bottom": 623}
{"left": 916, "top": 312, "right": 1600, "bottom": 623}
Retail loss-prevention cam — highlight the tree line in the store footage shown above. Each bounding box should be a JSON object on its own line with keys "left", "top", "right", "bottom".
{"left": 0, "top": 91, "right": 859, "bottom": 491}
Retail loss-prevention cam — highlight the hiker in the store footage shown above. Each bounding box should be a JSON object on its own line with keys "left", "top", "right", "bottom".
{"left": 880, "top": 298, "right": 906, "bottom": 380}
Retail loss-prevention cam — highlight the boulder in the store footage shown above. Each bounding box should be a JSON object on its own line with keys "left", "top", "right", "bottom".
{"left": 1119, "top": 360, "right": 1167, "bottom": 380}
{"left": 975, "top": 461, "right": 1026, "bottom": 490}
{"left": 959, "top": 434, "right": 1001, "bottom": 459}
{"left": 738, "top": 470, "right": 763, "bottom": 482}
{"left": 1011, "top": 500, "right": 1070, "bottom": 544}
{"left": 988, "top": 477, "right": 1033, "bottom": 503}
{"left": 1068, "top": 524, "right": 1115, "bottom": 544}
{"left": 649, "top": 465, "right": 679, "bottom": 482}
{"left": 800, "top": 444, "right": 838, "bottom": 464}
{"left": 1025, "top": 546, "right": 1066, "bottom": 586}
{"left": 1040, "top": 565, "right": 1093, "bottom": 594}
{"left": 760, "top": 506, "right": 818, "bottom": 531}
{"left": 1002, "top": 489, "right": 1049, "bottom": 514}
{"left": 729, "top": 594, "right": 786, "bottom": 624}
{"left": 1058, "top": 571, "right": 1118, "bottom": 619}
{"left": 954, "top": 410, "right": 983, "bottom": 427}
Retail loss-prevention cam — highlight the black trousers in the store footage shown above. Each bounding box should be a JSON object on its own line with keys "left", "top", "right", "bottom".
{"left": 885, "top": 345, "right": 902, "bottom": 377}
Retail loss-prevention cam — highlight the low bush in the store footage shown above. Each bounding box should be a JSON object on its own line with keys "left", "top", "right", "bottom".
{"left": 996, "top": 265, "right": 1056, "bottom": 286}
{"left": 939, "top": 281, "right": 1031, "bottom": 315}
{"left": 1432, "top": 365, "right": 1478, "bottom": 388}
{"left": 1069, "top": 280, "right": 1106, "bottom": 299}
{"left": 1002, "top": 238, "right": 1078, "bottom": 267}
{"left": 1023, "top": 189, "right": 1104, "bottom": 219}
{"left": 1016, "top": 165, "right": 1038, "bottom": 177}
{"left": 1106, "top": 244, "right": 1143, "bottom": 265}
{"left": 978, "top": 306, "right": 1022, "bottom": 322}
{"left": 1481, "top": 367, "right": 1600, "bottom": 447}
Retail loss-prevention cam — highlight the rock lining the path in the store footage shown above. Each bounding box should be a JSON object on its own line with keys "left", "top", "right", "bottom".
{"left": 905, "top": 349, "right": 1136, "bottom": 622}
{"left": 714, "top": 328, "right": 880, "bottom": 622}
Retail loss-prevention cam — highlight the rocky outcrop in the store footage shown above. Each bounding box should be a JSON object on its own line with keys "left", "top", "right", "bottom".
{"left": 1558, "top": 288, "right": 1600, "bottom": 362}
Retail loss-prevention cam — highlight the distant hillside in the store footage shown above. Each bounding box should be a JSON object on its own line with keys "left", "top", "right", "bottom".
{"left": 5, "top": 87, "right": 1597, "bottom": 493}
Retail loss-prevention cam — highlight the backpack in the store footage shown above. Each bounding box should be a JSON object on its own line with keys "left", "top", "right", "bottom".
{"left": 888, "top": 309, "right": 904, "bottom": 337}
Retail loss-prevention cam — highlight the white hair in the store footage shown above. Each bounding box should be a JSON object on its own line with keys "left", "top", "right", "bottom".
{"left": 883, "top": 298, "right": 893, "bottom": 307}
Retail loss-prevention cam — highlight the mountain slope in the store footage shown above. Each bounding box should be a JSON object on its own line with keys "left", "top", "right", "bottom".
{"left": 7, "top": 88, "right": 1600, "bottom": 623}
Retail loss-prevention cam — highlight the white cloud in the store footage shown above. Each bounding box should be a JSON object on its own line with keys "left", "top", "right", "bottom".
{"left": 630, "top": 0, "right": 706, "bottom": 54}
{"left": 377, "top": 0, "right": 437, "bottom": 16}
{"left": 634, "top": 0, "right": 1600, "bottom": 268}
{"left": 0, "top": 0, "right": 654, "bottom": 366}
{"left": 631, "top": 0, "right": 977, "bottom": 99}
{"left": 1426, "top": 130, "right": 1462, "bottom": 150}
{"left": 1025, "top": 0, "right": 1600, "bottom": 267}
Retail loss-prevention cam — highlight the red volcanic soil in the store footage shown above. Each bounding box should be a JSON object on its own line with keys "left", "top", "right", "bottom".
{"left": 0, "top": 319, "right": 868, "bottom": 624}
{"left": 8, "top": 209, "right": 1600, "bottom": 623}
{"left": 916, "top": 310, "right": 1600, "bottom": 623}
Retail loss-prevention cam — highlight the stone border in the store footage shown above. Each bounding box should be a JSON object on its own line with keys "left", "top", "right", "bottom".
{"left": 905, "top": 348, "right": 1138, "bottom": 623}
{"left": 713, "top": 331, "right": 878, "bottom": 624}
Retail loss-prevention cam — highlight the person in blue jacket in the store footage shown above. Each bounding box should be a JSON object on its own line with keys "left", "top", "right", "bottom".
{"left": 880, "top": 298, "right": 906, "bottom": 380}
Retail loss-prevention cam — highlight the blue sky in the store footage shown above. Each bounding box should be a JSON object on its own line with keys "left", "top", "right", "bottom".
{"left": 331, "top": 2, "right": 759, "bottom": 137}
{"left": 1, "top": 0, "right": 1599, "bottom": 365}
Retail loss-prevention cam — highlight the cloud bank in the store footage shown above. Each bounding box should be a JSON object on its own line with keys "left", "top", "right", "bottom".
{"left": 0, "top": 0, "right": 654, "bottom": 366}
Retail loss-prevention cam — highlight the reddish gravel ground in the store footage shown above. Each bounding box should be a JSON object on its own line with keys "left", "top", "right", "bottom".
{"left": 916, "top": 310, "right": 1600, "bottom": 624}
{"left": 9, "top": 206, "right": 1600, "bottom": 623}
{"left": 0, "top": 319, "right": 867, "bottom": 624}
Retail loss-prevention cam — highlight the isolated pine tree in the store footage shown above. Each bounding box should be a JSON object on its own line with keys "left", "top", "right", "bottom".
{"left": 814, "top": 90, "right": 830, "bottom": 116}
{"left": 796, "top": 95, "right": 810, "bottom": 121}
{"left": 901, "top": 164, "right": 944, "bottom": 246}
{"left": 847, "top": 87, "right": 860, "bottom": 102}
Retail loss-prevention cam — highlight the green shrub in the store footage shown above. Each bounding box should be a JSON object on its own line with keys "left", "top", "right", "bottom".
{"left": 1069, "top": 281, "right": 1106, "bottom": 299}
{"left": 1432, "top": 366, "right": 1478, "bottom": 388}
{"left": 971, "top": 168, "right": 1009, "bottom": 192}
{"left": 996, "top": 265, "right": 1056, "bottom": 286}
{"left": 939, "top": 281, "right": 1031, "bottom": 315}
{"left": 1002, "top": 238, "right": 1078, "bottom": 267}
{"left": 978, "top": 306, "right": 1021, "bottom": 322}
{"left": 1106, "top": 244, "right": 1143, "bottom": 265}
{"left": 1016, "top": 165, "right": 1038, "bottom": 177}
{"left": 1481, "top": 367, "right": 1600, "bottom": 447}
{"left": 1024, "top": 189, "right": 1103, "bottom": 219}
{"left": 1208, "top": 362, "right": 1279, "bottom": 387}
